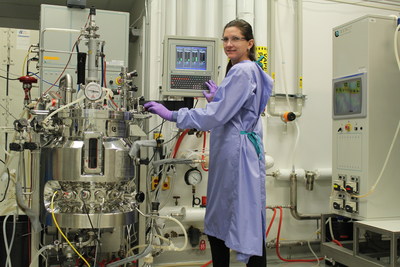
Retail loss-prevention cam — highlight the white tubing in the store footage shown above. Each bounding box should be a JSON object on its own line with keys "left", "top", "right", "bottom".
{"left": 8, "top": 215, "right": 16, "bottom": 267}
{"left": 42, "top": 95, "right": 85, "bottom": 125}
{"left": 158, "top": 215, "right": 188, "bottom": 251}
{"left": 394, "top": 22, "right": 400, "bottom": 71}
{"left": 291, "top": 121, "right": 300, "bottom": 169}
{"left": 3, "top": 215, "right": 10, "bottom": 266}
{"left": 29, "top": 245, "right": 54, "bottom": 267}
{"left": 3, "top": 214, "right": 16, "bottom": 267}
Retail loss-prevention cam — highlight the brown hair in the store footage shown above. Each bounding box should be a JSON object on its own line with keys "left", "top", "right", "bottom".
{"left": 224, "top": 19, "right": 256, "bottom": 75}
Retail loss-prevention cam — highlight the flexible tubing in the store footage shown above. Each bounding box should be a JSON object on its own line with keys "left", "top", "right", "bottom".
{"left": 200, "top": 260, "right": 213, "bottom": 267}
{"left": 394, "top": 23, "right": 400, "bottom": 71}
{"left": 351, "top": 119, "right": 400, "bottom": 198}
{"left": 266, "top": 208, "right": 277, "bottom": 238}
{"left": 172, "top": 129, "right": 189, "bottom": 158}
{"left": 348, "top": 23, "right": 400, "bottom": 198}
{"left": 201, "top": 132, "right": 208, "bottom": 172}
{"left": 29, "top": 245, "right": 54, "bottom": 267}
{"left": 158, "top": 215, "right": 188, "bottom": 251}
{"left": 328, "top": 217, "right": 335, "bottom": 240}
{"left": 275, "top": 207, "right": 324, "bottom": 262}
{"left": 51, "top": 191, "right": 91, "bottom": 267}
{"left": 8, "top": 215, "right": 16, "bottom": 267}
{"left": 42, "top": 95, "right": 86, "bottom": 125}
{"left": 307, "top": 239, "right": 320, "bottom": 266}
{"left": 291, "top": 121, "right": 300, "bottom": 169}
{"left": 2, "top": 214, "right": 16, "bottom": 267}
{"left": 3, "top": 214, "right": 11, "bottom": 267}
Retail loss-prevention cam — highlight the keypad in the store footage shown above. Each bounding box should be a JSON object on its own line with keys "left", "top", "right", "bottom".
{"left": 170, "top": 75, "right": 211, "bottom": 90}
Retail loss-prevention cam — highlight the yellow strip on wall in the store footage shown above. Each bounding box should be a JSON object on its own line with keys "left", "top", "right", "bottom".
{"left": 43, "top": 56, "right": 60, "bottom": 60}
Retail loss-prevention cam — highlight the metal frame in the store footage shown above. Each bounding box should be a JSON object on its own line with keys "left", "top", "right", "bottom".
{"left": 321, "top": 214, "right": 400, "bottom": 267}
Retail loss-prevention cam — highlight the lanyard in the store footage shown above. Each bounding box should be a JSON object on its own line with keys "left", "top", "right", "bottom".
{"left": 240, "top": 131, "right": 263, "bottom": 160}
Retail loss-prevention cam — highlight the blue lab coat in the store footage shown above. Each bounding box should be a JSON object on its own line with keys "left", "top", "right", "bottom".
{"left": 174, "top": 60, "right": 273, "bottom": 263}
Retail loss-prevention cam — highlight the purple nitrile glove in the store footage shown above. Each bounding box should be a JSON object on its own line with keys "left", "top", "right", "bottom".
{"left": 143, "top": 101, "right": 174, "bottom": 121}
{"left": 203, "top": 80, "right": 218, "bottom": 103}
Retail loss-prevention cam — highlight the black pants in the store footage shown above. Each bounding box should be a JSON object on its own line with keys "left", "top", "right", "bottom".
{"left": 208, "top": 235, "right": 267, "bottom": 267}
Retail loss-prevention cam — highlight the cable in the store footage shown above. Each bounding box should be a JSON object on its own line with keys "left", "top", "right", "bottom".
{"left": 42, "top": 14, "right": 90, "bottom": 96}
{"left": 130, "top": 7, "right": 145, "bottom": 27}
{"left": 42, "top": 36, "right": 81, "bottom": 96}
{"left": 28, "top": 72, "right": 59, "bottom": 87}
{"left": 146, "top": 120, "right": 166, "bottom": 135}
{"left": 0, "top": 75, "right": 19, "bottom": 80}
{"left": 51, "top": 191, "right": 91, "bottom": 267}
{"left": 163, "top": 132, "right": 180, "bottom": 145}
{"left": 82, "top": 200, "right": 95, "bottom": 231}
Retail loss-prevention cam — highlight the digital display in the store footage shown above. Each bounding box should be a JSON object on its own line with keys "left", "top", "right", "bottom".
{"left": 334, "top": 78, "right": 362, "bottom": 116}
{"left": 175, "top": 46, "right": 207, "bottom": 70}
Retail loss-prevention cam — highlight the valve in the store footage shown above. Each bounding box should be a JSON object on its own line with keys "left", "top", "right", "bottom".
{"left": 18, "top": 75, "right": 37, "bottom": 104}
{"left": 281, "top": 111, "right": 296, "bottom": 123}
{"left": 13, "top": 119, "right": 28, "bottom": 132}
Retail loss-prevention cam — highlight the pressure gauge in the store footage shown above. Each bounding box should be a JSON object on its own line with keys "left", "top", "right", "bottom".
{"left": 184, "top": 168, "right": 202, "bottom": 185}
{"left": 84, "top": 82, "right": 103, "bottom": 101}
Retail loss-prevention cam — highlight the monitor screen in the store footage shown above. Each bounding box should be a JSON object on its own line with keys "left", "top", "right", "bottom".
{"left": 334, "top": 77, "right": 362, "bottom": 116}
{"left": 175, "top": 46, "right": 207, "bottom": 71}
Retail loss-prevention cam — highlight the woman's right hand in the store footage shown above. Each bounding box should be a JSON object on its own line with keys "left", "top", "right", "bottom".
{"left": 203, "top": 80, "right": 218, "bottom": 103}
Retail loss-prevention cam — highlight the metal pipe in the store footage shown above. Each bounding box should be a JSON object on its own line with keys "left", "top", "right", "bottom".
{"left": 86, "top": 7, "right": 99, "bottom": 83}
{"left": 289, "top": 171, "right": 320, "bottom": 220}
{"left": 266, "top": 239, "right": 320, "bottom": 249}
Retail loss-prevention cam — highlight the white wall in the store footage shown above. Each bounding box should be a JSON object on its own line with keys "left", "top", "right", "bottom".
{"left": 139, "top": 0, "right": 399, "bottom": 264}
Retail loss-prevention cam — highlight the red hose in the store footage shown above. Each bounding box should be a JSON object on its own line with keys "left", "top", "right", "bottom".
{"left": 172, "top": 129, "right": 189, "bottom": 158}
{"left": 332, "top": 239, "right": 343, "bottom": 247}
{"left": 266, "top": 208, "right": 277, "bottom": 238}
{"left": 200, "top": 260, "right": 212, "bottom": 267}
{"left": 275, "top": 207, "right": 325, "bottom": 262}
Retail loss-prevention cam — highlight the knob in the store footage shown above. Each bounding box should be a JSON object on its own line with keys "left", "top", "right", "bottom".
{"left": 135, "top": 191, "right": 145, "bottom": 203}
{"left": 333, "top": 202, "right": 341, "bottom": 210}
{"left": 345, "top": 185, "right": 354, "bottom": 193}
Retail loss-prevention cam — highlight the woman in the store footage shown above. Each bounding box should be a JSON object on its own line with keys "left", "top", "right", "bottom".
{"left": 144, "top": 19, "right": 273, "bottom": 266}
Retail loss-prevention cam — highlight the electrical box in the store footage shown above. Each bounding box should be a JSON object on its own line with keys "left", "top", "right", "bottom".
{"left": 332, "top": 15, "right": 400, "bottom": 220}
{"left": 162, "top": 35, "right": 218, "bottom": 97}
{"left": 39, "top": 4, "right": 130, "bottom": 94}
